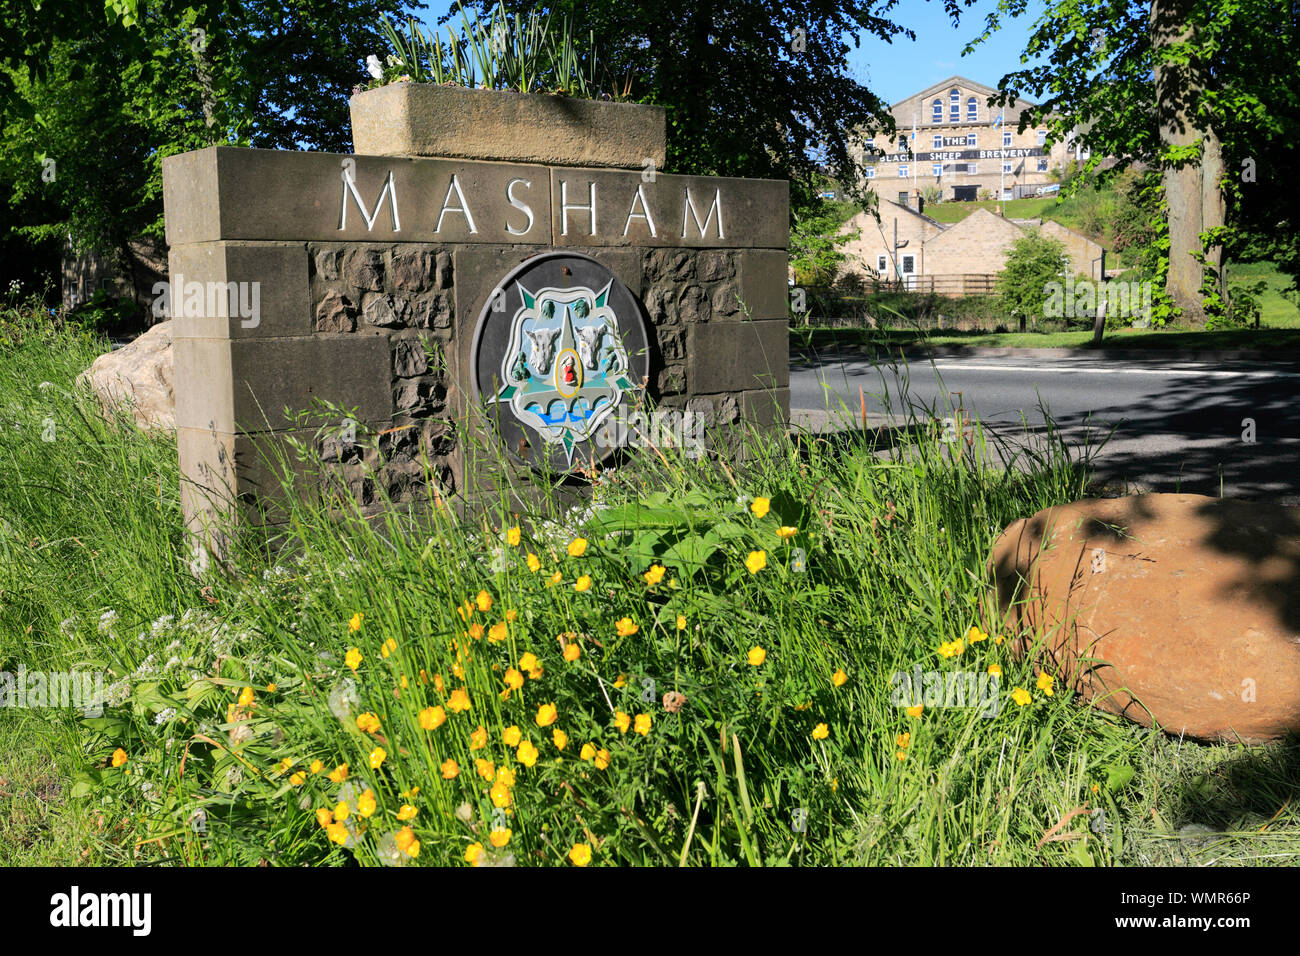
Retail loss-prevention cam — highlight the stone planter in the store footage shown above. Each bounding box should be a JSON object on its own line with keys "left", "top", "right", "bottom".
{"left": 350, "top": 83, "right": 666, "bottom": 170}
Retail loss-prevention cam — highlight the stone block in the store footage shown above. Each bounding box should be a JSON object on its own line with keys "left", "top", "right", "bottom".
{"left": 687, "top": 319, "right": 789, "bottom": 392}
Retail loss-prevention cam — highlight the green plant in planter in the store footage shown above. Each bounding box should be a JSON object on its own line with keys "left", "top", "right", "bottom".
{"left": 372, "top": 0, "right": 606, "bottom": 99}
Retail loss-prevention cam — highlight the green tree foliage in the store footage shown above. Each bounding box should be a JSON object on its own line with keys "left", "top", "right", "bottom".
{"left": 790, "top": 198, "right": 860, "bottom": 287}
{"left": 995, "top": 229, "right": 1069, "bottom": 329}
{"left": 966, "top": 0, "right": 1300, "bottom": 315}
{"left": 0, "top": 0, "right": 421, "bottom": 291}
{"left": 472, "top": 0, "right": 978, "bottom": 214}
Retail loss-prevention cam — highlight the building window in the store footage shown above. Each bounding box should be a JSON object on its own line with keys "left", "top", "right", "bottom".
{"left": 877, "top": 255, "right": 888, "bottom": 272}
{"left": 932, "top": 99, "right": 942, "bottom": 123}
{"left": 966, "top": 163, "right": 978, "bottom": 174}
{"left": 966, "top": 133, "right": 977, "bottom": 147}
{"left": 949, "top": 88, "right": 960, "bottom": 122}
{"left": 1037, "top": 130, "right": 1047, "bottom": 146}
{"left": 864, "top": 166, "right": 876, "bottom": 179}
{"left": 901, "top": 254, "right": 915, "bottom": 274}
{"left": 932, "top": 163, "right": 943, "bottom": 177}
{"left": 864, "top": 138, "right": 875, "bottom": 152}
{"left": 967, "top": 97, "right": 978, "bottom": 122}
{"left": 898, "top": 165, "right": 909, "bottom": 177}
{"left": 1002, "top": 161, "right": 1013, "bottom": 174}
{"left": 1003, "top": 131, "right": 1012, "bottom": 147}
{"left": 933, "top": 135, "right": 942, "bottom": 149}
{"left": 1037, "top": 158, "right": 1049, "bottom": 172}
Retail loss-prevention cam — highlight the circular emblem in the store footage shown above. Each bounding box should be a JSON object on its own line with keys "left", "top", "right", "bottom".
{"left": 471, "top": 252, "right": 650, "bottom": 472}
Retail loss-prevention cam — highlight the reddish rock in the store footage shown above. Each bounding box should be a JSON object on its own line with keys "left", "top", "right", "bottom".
{"left": 988, "top": 494, "right": 1300, "bottom": 742}
{"left": 78, "top": 321, "right": 174, "bottom": 431}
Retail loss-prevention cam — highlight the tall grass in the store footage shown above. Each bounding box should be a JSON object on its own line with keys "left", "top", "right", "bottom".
{"left": 2, "top": 303, "right": 1297, "bottom": 866}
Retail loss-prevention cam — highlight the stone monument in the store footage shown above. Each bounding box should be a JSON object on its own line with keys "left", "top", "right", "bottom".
{"left": 161, "top": 86, "right": 790, "bottom": 554}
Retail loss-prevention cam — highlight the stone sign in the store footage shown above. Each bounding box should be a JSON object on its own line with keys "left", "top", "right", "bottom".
{"left": 162, "top": 108, "right": 789, "bottom": 553}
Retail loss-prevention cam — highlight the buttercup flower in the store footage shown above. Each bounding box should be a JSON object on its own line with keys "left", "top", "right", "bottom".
{"left": 327, "top": 823, "right": 349, "bottom": 845}
{"left": 580, "top": 743, "right": 596, "bottom": 761}
{"left": 569, "top": 843, "right": 592, "bottom": 866}
{"left": 468, "top": 622, "right": 484, "bottom": 640}
{"left": 476, "top": 758, "right": 495, "bottom": 780}
{"left": 517, "top": 740, "right": 539, "bottom": 767}
{"left": 441, "top": 758, "right": 460, "bottom": 779}
{"left": 776, "top": 525, "right": 798, "bottom": 539}
{"left": 750, "top": 496, "right": 770, "bottom": 518}
{"left": 896, "top": 732, "right": 911, "bottom": 749}
{"left": 676, "top": 615, "right": 687, "bottom": 631}
{"left": 968, "top": 626, "right": 989, "bottom": 644}
{"left": 613, "top": 674, "right": 628, "bottom": 689}
{"left": 745, "top": 551, "right": 767, "bottom": 574}
{"left": 490, "top": 827, "right": 512, "bottom": 848}
{"left": 465, "top": 842, "right": 485, "bottom": 865}
{"left": 333, "top": 801, "right": 349, "bottom": 822}
{"left": 1036, "top": 672, "right": 1055, "bottom": 696}
{"left": 519, "top": 652, "right": 541, "bottom": 677}
{"left": 310, "top": 759, "right": 324, "bottom": 775}
{"left": 290, "top": 772, "right": 305, "bottom": 786}
{"left": 316, "top": 807, "right": 333, "bottom": 828}
{"left": 488, "top": 621, "right": 507, "bottom": 642}
{"left": 358, "top": 790, "right": 377, "bottom": 817}
{"left": 812, "top": 723, "right": 829, "bottom": 740}
{"left": 370, "top": 747, "right": 387, "bottom": 770}
{"left": 503, "top": 725, "right": 522, "bottom": 747}
{"left": 548, "top": 571, "right": 562, "bottom": 586}
{"left": 594, "top": 749, "right": 611, "bottom": 770}
{"left": 345, "top": 647, "right": 363, "bottom": 671}
{"left": 615, "top": 618, "right": 638, "bottom": 637}
{"left": 634, "top": 713, "right": 652, "bottom": 735}
{"left": 504, "top": 668, "right": 524, "bottom": 691}
{"left": 575, "top": 575, "right": 592, "bottom": 592}
{"left": 644, "top": 564, "right": 666, "bottom": 586}
{"left": 476, "top": 590, "right": 493, "bottom": 613}
{"left": 357, "top": 712, "right": 381, "bottom": 733}
{"left": 832, "top": 669, "right": 848, "bottom": 687}
{"left": 380, "top": 637, "right": 397, "bottom": 658}
{"left": 614, "top": 711, "right": 631, "bottom": 734}
{"left": 237, "top": 686, "right": 255, "bottom": 708}
{"left": 988, "top": 664, "right": 1002, "bottom": 678}
{"left": 748, "top": 646, "right": 767, "bottom": 666}
{"left": 469, "top": 726, "right": 487, "bottom": 750}
{"left": 526, "top": 553, "right": 541, "bottom": 573}
{"left": 490, "top": 782, "right": 511, "bottom": 808}
{"left": 552, "top": 728, "right": 568, "bottom": 750}
{"left": 563, "top": 643, "right": 581, "bottom": 662}
{"left": 567, "top": 537, "right": 588, "bottom": 557}
{"left": 506, "top": 525, "right": 521, "bottom": 547}
{"left": 394, "top": 826, "right": 420, "bottom": 858}
{"left": 448, "top": 688, "right": 471, "bottom": 713}
{"left": 905, "top": 705, "right": 924, "bottom": 718}
{"left": 329, "top": 763, "right": 349, "bottom": 783}
{"left": 535, "top": 702, "right": 558, "bottom": 727}
{"left": 496, "top": 766, "right": 516, "bottom": 788}
{"left": 419, "top": 705, "right": 446, "bottom": 730}
{"left": 1012, "top": 687, "right": 1032, "bottom": 707}
{"left": 349, "top": 613, "right": 364, "bottom": 632}
{"left": 111, "top": 748, "right": 128, "bottom": 768}
{"left": 397, "top": 804, "right": 417, "bottom": 821}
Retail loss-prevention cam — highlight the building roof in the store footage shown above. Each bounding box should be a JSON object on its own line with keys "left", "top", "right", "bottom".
{"left": 889, "top": 75, "right": 1039, "bottom": 127}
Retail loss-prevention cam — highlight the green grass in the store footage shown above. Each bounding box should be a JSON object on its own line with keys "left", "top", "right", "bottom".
{"left": 795, "top": 325, "right": 1300, "bottom": 352}
{"left": 2, "top": 301, "right": 1298, "bottom": 866}
{"left": 922, "top": 197, "right": 1056, "bottom": 224}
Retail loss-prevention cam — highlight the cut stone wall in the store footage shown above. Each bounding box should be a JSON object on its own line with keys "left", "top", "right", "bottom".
{"left": 162, "top": 145, "right": 789, "bottom": 551}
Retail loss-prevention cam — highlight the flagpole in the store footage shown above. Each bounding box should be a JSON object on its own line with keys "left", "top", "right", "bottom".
{"left": 999, "top": 108, "right": 1006, "bottom": 216}
{"left": 912, "top": 111, "right": 918, "bottom": 207}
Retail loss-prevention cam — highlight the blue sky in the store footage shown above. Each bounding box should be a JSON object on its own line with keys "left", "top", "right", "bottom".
{"left": 412, "top": 1, "right": 1048, "bottom": 107}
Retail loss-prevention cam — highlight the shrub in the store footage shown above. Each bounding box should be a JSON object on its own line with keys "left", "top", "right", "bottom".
{"left": 995, "top": 230, "right": 1070, "bottom": 330}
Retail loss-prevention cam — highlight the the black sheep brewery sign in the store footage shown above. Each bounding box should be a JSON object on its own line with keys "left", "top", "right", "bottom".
{"left": 471, "top": 253, "right": 650, "bottom": 472}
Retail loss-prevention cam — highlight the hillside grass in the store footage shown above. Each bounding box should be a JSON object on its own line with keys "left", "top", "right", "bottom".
{"left": 2, "top": 301, "right": 1298, "bottom": 866}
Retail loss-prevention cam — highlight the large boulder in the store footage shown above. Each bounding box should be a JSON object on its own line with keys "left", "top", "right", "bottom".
{"left": 78, "top": 321, "right": 175, "bottom": 431}
{"left": 988, "top": 494, "right": 1300, "bottom": 742}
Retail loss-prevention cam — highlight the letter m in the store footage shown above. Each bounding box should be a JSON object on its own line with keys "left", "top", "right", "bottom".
{"left": 340, "top": 170, "right": 401, "bottom": 232}
{"left": 682, "top": 187, "right": 724, "bottom": 239}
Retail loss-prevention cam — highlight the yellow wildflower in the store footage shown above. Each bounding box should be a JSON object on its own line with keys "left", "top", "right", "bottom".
{"left": 676, "top": 615, "right": 686, "bottom": 631}
{"left": 580, "top": 743, "right": 596, "bottom": 761}
{"left": 504, "top": 668, "right": 524, "bottom": 691}
{"left": 396, "top": 804, "right": 417, "bottom": 821}
{"left": 526, "top": 553, "right": 541, "bottom": 573}
{"left": 567, "top": 537, "right": 588, "bottom": 557}
{"left": 594, "top": 749, "right": 611, "bottom": 770}
{"left": 348, "top": 612, "right": 364, "bottom": 632}
{"left": 345, "top": 647, "right": 362, "bottom": 671}
{"left": 644, "top": 564, "right": 666, "bottom": 586}
{"left": 329, "top": 763, "right": 349, "bottom": 783}
{"left": 634, "top": 713, "right": 652, "bottom": 735}
{"left": 441, "top": 758, "right": 459, "bottom": 779}
{"left": 563, "top": 643, "right": 581, "bottom": 662}
{"left": 569, "top": 843, "right": 592, "bottom": 867}
{"left": 517, "top": 740, "right": 539, "bottom": 767}
{"left": 332, "top": 801, "right": 349, "bottom": 822}
{"left": 1036, "top": 672, "right": 1055, "bottom": 696}
{"left": 394, "top": 826, "right": 420, "bottom": 858}
{"left": 614, "top": 711, "right": 631, "bottom": 734}
{"left": 832, "top": 669, "right": 848, "bottom": 687}
{"left": 326, "top": 822, "right": 349, "bottom": 845}
{"left": 812, "top": 723, "right": 829, "bottom": 740}
{"left": 1012, "top": 687, "right": 1032, "bottom": 707}
{"left": 506, "top": 525, "right": 521, "bottom": 547}
{"left": 356, "top": 712, "right": 381, "bottom": 734}
{"left": 988, "top": 664, "right": 1002, "bottom": 678}
{"left": 575, "top": 574, "right": 592, "bottom": 592}
{"left": 896, "top": 732, "right": 911, "bottom": 749}
{"left": 490, "top": 827, "right": 512, "bottom": 848}
{"left": 358, "top": 790, "right": 377, "bottom": 817}
{"left": 535, "top": 702, "right": 558, "bottom": 727}
{"left": 316, "top": 808, "right": 333, "bottom": 828}
{"left": 310, "top": 759, "right": 324, "bottom": 775}
{"left": 369, "top": 747, "right": 386, "bottom": 770}
{"left": 238, "top": 686, "right": 255, "bottom": 707}
{"left": 111, "top": 748, "right": 128, "bottom": 768}
{"left": 490, "top": 782, "right": 512, "bottom": 808}
{"left": 469, "top": 725, "right": 487, "bottom": 750}
{"left": 745, "top": 550, "right": 767, "bottom": 574}
{"left": 905, "top": 705, "right": 924, "bottom": 718}
{"left": 419, "top": 705, "right": 446, "bottom": 730}
{"left": 448, "top": 688, "right": 471, "bottom": 713}
{"left": 465, "top": 842, "right": 484, "bottom": 865}
{"left": 750, "top": 496, "right": 770, "bottom": 518}
{"left": 503, "top": 725, "right": 522, "bottom": 747}
{"left": 615, "top": 618, "right": 638, "bottom": 637}
{"left": 552, "top": 728, "right": 568, "bottom": 750}
{"left": 476, "top": 590, "right": 493, "bottom": 613}
{"left": 747, "top": 646, "right": 767, "bottom": 666}
{"left": 380, "top": 637, "right": 397, "bottom": 658}
{"left": 776, "top": 525, "right": 798, "bottom": 539}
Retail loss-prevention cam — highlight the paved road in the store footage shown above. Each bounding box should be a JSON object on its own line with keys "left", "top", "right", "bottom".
{"left": 790, "top": 351, "right": 1300, "bottom": 503}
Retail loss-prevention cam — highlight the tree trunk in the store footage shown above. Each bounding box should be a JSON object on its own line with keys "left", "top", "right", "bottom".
{"left": 1200, "top": 124, "right": 1227, "bottom": 307}
{"left": 1150, "top": 0, "right": 1214, "bottom": 325}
